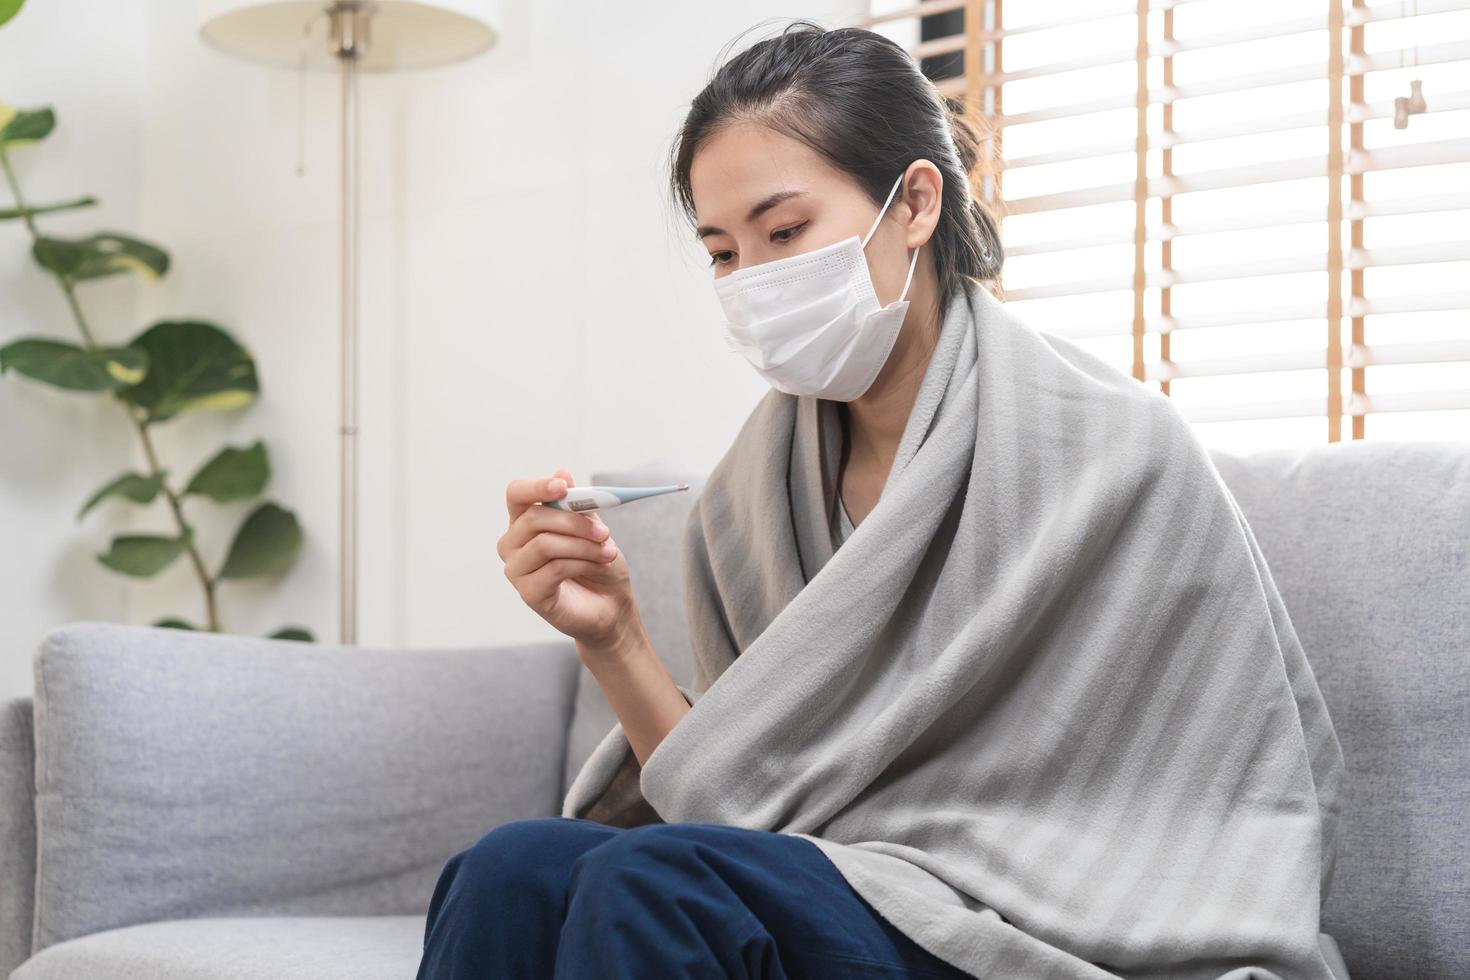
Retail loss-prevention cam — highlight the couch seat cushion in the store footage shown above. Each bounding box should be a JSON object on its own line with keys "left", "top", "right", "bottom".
{"left": 8, "top": 915, "right": 422, "bottom": 980}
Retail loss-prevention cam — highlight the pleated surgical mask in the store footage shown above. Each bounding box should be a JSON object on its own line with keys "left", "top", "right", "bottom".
{"left": 714, "top": 171, "right": 919, "bottom": 402}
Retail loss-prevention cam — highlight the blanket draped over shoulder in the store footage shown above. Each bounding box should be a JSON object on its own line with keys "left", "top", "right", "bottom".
{"left": 562, "top": 278, "right": 1347, "bottom": 980}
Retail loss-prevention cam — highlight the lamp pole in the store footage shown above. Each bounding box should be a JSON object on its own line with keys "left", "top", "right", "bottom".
{"left": 329, "top": 0, "right": 371, "bottom": 645}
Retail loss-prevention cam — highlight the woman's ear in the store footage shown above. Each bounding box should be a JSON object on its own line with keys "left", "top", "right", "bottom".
{"left": 901, "top": 161, "right": 944, "bottom": 249}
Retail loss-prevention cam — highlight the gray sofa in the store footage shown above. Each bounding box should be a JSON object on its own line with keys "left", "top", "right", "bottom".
{"left": 2, "top": 441, "right": 1467, "bottom": 980}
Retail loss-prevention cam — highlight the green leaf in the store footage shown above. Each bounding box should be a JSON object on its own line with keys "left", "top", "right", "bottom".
{"left": 268, "top": 626, "right": 314, "bottom": 642}
{"left": 0, "top": 1, "right": 27, "bottom": 29}
{"left": 0, "top": 337, "right": 148, "bottom": 391}
{"left": 0, "top": 104, "right": 50, "bottom": 145}
{"left": 0, "top": 196, "right": 97, "bottom": 221}
{"left": 184, "top": 441, "right": 268, "bottom": 502}
{"left": 218, "top": 503, "right": 302, "bottom": 580}
{"left": 78, "top": 470, "right": 167, "bottom": 521}
{"left": 97, "top": 530, "right": 192, "bottom": 578}
{"left": 153, "top": 617, "right": 198, "bottom": 630}
{"left": 121, "top": 320, "right": 258, "bottom": 423}
{"left": 32, "top": 232, "right": 169, "bottom": 282}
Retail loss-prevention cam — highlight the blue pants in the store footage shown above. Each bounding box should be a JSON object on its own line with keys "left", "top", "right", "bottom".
{"left": 416, "top": 816, "right": 973, "bottom": 979}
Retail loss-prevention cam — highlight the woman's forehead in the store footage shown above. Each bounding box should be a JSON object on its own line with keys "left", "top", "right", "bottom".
{"left": 693, "top": 125, "right": 813, "bottom": 190}
{"left": 690, "top": 126, "right": 846, "bottom": 228}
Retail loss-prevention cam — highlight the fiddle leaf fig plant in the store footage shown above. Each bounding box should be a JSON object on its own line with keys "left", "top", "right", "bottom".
{"left": 0, "top": 100, "right": 312, "bottom": 641}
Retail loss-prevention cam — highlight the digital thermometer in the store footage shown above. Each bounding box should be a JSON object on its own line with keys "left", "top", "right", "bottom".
{"left": 542, "top": 483, "right": 690, "bottom": 513}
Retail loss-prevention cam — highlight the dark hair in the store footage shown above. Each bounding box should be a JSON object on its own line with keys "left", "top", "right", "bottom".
{"left": 669, "top": 19, "right": 1004, "bottom": 316}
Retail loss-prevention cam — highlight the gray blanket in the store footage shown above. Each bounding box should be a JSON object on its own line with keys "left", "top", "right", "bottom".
{"left": 562, "top": 278, "right": 1348, "bottom": 980}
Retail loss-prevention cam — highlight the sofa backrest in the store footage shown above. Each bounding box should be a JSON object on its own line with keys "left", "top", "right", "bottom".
{"left": 1208, "top": 440, "right": 1470, "bottom": 980}
{"left": 569, "top": 439, "right": 1470, "bottom": 980}
{"left": 25, "top": 622, "right": 582, "bottom": 958}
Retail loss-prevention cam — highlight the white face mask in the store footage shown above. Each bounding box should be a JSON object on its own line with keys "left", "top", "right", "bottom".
{"left": 714, "top": 171, "right": 919, "bottom": 402}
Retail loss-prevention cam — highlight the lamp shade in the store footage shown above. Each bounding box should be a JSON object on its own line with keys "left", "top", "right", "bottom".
{"left": 197, "top": 0, "right": 500, "bottom": 71}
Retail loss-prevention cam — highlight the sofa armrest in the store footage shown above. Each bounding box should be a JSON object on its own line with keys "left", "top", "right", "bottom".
{"left": 0, "top": 697, "right": 36, "bottom": 978}
{"left": 28, "top": 621, "right": 581, "bottom": 956}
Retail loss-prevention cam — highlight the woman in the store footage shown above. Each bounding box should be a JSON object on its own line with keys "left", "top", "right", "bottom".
{"left": 418, "top": 20, "right": 1347, "bottom": 980}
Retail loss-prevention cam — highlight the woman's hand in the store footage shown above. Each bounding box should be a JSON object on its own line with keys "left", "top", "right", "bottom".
{"left": 499, "top": 467, "right": 638, "bottom": 655}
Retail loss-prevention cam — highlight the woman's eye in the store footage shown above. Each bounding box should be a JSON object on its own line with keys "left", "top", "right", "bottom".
{"left": 773, "top": 222, "right": 806, "bottom": 243}
{"left": 708, "top": 223, "right": 806, "bottom": 268}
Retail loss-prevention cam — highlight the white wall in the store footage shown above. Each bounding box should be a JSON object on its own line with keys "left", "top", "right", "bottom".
{"left": 1, "top": 0, "right": 866, "bottom": 698}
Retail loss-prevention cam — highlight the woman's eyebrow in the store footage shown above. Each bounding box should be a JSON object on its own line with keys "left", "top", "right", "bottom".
{"left": 696, "top": 189, "right": 807, "bottom": 241}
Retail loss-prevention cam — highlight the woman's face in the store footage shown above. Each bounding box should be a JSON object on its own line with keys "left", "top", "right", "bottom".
{"left": 690, "top": 121, "right": 937, "bottom": 308}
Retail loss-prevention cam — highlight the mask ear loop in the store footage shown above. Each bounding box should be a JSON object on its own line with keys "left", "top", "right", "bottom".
{"left": 896, "top": 241, "right": 920, "bottom": 305}
{"left": 861, "top": 171, "right": 920, "bottom": 305}
{"left": 861, "top": 171, "right": 907, "bottom": 250}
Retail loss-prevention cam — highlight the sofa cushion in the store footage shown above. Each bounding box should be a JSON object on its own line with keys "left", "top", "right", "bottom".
{"left": 30, "top": 622, "right": 580, "bottom": 956}
{"left": 562, "top": 461, "right": 705, "bottom": 798}
{"left": 8, "top": 915, "right": 422, "bottom": 980}
{"left": 1209, "top": 439, "right": 1470, "bottom": 980}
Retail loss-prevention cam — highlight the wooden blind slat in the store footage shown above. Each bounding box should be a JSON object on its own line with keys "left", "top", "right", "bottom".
{"left": 1348, "top": 0, "right": 1470, "bottom": 26}
{"left": 1350, "top": 390, "right": 1470, "bottom": 414}
{"left": 1350, "top": 291, "right": 1470, "bottom": 317}
{"left": 1177, "top": 391, "right": 1470, "bottom": 423}
{"left": 1045, "top": 291, "right": 1470, "bottom": 340}
{"left": 1144, "top": 340, "right": 1470, "bottom": 381}
{"left": 861, "top": 0, "right": 1210, "bottom": 39}
{"left": 1351, "top": 241, "right": 1470, "bottom": 269}
{"left": 1006, "top": 234, "right": 1466, "bottom": 299}
{"left": 1349, "top": 339, "right": 1470, "bottom": 368}
{"left": 995, "top": 88, "right": 1469, "bottom": 171}
{"left": 1003, "top": 139, "right": 1468, "bottom": 217}
{"left": 1347, "top": 40, "right": 1470, "bottom": 76}
{"left": 1008, "top": 190, "right": 1470, "bottom": 258}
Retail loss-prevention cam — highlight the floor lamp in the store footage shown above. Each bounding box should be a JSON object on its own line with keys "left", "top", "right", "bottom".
{"left": 196, "top": 0, "right": 500, "bottom": 644}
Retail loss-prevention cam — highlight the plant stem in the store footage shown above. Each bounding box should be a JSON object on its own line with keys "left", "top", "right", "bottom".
{"left": 1, "top": 147, "right": 221, "bottom": 631}
{"left": 132, "top": 411, "right": 220, "bottom": 630}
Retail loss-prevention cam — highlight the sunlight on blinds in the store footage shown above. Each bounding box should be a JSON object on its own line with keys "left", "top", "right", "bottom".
{"left": 862, "top": 0, "right": 1470, "bottom": 450}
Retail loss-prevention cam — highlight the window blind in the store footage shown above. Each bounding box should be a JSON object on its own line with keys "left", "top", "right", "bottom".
{"left": 861, "top": 0, "right": 1470, "bottom": 447}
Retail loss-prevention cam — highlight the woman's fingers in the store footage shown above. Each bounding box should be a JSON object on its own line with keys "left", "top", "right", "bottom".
{"left": 501, "top": 468, "right": 623, "bottom": 612}
{"left": 498, "top": 501, "right": 608, "bottom": 561}
{"left": 505, "top": 473, "right": 571, "bottom": 523}
{"left": 515, "top": 555, "right": 615, "bottom": 609}
{"left": 503, "top": 527, "right": 619, "bottom": 583}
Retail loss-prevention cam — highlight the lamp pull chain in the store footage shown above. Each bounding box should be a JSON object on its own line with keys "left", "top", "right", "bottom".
{"left": 295, "top": 16, "right": 312, "bottom": 176}
{"left": 293, "top": 10, "right": 331, "bottom": 177}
